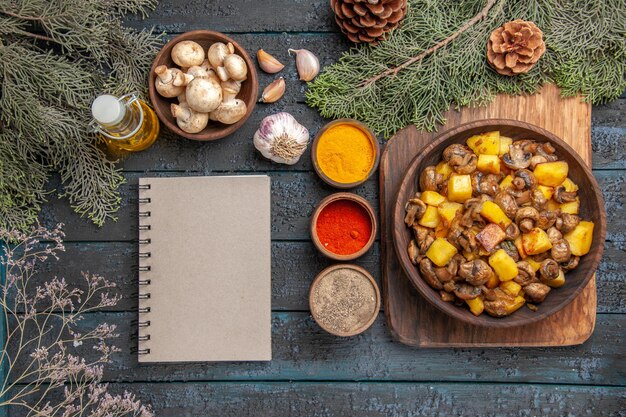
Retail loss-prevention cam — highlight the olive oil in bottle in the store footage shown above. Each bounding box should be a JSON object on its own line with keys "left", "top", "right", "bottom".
{"left": 91, "top": 93, "right": 160, "bottom": 152}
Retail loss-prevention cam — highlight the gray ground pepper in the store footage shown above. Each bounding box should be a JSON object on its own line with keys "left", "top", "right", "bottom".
{"left": 311, "top": 268, "right": 377, "bottom": 334}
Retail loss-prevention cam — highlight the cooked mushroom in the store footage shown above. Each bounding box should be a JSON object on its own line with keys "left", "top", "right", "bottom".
{"left": 509, "top": 188, "right": 532, "bottom": 206}
{"left": 561, "top": 255, "right": 580, "bottom": 271}
{"left": 471, "top": 172, "right": 499, "bottom": 196}
{"left": 553, "top": 186, "right": 577, "bottom": 203}
{"left": 512, "top": 169, "right": 538, "bottom": 191}
{"left": 457, "top": 229, "right": 479, "bottom": 254}
{"left": 412, "top": 224, "right": 434, "bottom": 253}
{"left": 419, "top": 258, "right": 443, "bottom": 290}
{"left": 440, "top": 291, "right": 456, "bottom": 302}
{"left": 503, "top": 143, "right": 532, "bottom": 170}
{"left": 458, "top": 259, "right": 493, "bottom": 286}
{"left": 494, "top": 190, "right": 518, "bottom": 219}
{"left": 556, "top": 213, "right": 580, "bottom": 234}
{"left": 539, "top": 259, "right": 560, "bottom": 282}
{"left": 551, "top": 239, "right": 571, "bottom": 263}
{"left": 504, "top": 222, "right": 520, "bottom": 240}
{"left": 516, "top": 206, "right": 539, "bottom": 233}
{"left": 546, "top": 226, "right": 563, "bottom": 243}
{"left": 404, "top": 198, "right": 427, "bottom": 226}
{"left": 524, "top": 282, "right": 551, "bottom": 303}
{"left": 531, "top": 189, "right": 548, "bottom": 211}
{"left": 443, "top": 144, "right": 477, "bottom": 174}
{"left": 408, "top": 240, "right": 420, "bottom": 265}
{"left": 536, "top": 210, "right": 557, "bottom": 230}
{"left": 500, "top": 240, "right": 520, "bottom": 262}
{"left": 529, "top": 155, "right": 548, "bottom": 169}
{"left": 514, "top": 261, "right": 537, "bottom": 286}
{"left": 453, "top": 283, "right": 482, "bottom": 300}
{"left": 419, "top": 166, "right": 443, "bottom": 191}
{"left": 435, "top": 256, "right": 460, "bottom": 283}
{"left": 535, "top": 142, "right": 558, "bottom": 162}
{"left": 443, "top": 281, "right": 457, "bottom": 293}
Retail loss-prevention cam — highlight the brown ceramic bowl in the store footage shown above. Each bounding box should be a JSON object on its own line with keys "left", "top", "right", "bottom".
{"left": 309, "top": 264, "right": 380, "bottom": 337}
{"left": 393, "top": 119, "right": 606, "bottom": 328}
{"left": 311, "top": 192, "right": 377, "bottom": 261}
{"left": 312, "top": 119, "right": 381, "bottom": 189}
{"left": 148, "top": 30, "right": 258, "bottom": 141}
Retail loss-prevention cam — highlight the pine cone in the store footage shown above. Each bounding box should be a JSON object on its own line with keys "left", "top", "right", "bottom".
{"left": 331, "top": 0, "right": 408, "bottom": 44}
{"left": 487, "top": 19, "right": 546, "bottom": 76}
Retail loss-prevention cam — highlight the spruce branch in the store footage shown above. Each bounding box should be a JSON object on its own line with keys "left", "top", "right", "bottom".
{"left": 360, "top": 0, "right": 499, "bottom": 87}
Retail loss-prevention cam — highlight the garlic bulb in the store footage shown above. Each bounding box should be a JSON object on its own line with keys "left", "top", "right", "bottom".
{"left": 288, "top": 49, "right": 319, "bottom": 81}
{"left": 253, "top": 112, "right": 309, "bottom": 165}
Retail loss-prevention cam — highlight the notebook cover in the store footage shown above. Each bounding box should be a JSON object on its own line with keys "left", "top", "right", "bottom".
{"left": 138, "top": 176, "right": 271, "bottom": 362}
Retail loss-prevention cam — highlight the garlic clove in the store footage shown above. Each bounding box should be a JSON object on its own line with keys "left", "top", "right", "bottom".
{"left": 171, "top": 40, "right": 205, "bottom": 68}
{"left": 260, "top": 77, "right": 286, "bottom": 103}
{"left": 208, "top": 42, "right": 230, "bottom": 69}
{"left": 223, "top": 54, "right": 248, "bottom": 82}
{"left": 257, "top": 49, "right": 285, "bottom": 74}
{"left": 209, "top": 99, "right": 247, "bottom": 125}
{"left": 288, "top": 48, "right": 320, "bottom": 82}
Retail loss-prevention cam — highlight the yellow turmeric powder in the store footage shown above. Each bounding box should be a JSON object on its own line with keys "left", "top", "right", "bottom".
{"left": 316, "top": 123, "right": 375, "bottom": 184}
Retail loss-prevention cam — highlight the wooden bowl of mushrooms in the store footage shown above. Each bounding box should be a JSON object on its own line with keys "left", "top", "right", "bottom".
{"left": 148, "top": 30, "right": 258, "bottom": 141}
{"left": 393, "top": 119, "right": 606, "bottom": 328}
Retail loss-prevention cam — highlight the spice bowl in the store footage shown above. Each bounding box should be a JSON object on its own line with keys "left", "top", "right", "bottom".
{"left": 309, "top": 264, "right": 380, "bottom": 337}
{"left": 311, "top": 192, "right": 377, "bottom": 261}
{"left": 312, "top": 119, "right": 380, "bottom": 189}
{"left": 148, "top": 30, "right": 258, "bottom": 141}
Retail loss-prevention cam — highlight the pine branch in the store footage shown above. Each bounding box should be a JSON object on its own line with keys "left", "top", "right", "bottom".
{"left": 360, "top": 0, "right": 499, "bottom": 87}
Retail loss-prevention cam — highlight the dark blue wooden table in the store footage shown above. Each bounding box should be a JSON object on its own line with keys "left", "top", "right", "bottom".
{"left": 30, "top": 1, "right": 626, "bottom": 415}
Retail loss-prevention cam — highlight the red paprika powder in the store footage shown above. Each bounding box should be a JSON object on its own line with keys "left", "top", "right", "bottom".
{"left": 316, "top": 199, "right": 372, "bottom": 255}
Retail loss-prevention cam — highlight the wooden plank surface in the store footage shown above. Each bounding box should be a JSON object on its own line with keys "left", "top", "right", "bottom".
{"left": 14, "top": 2, "right": 625, "bottom": 414}
{"left": 10, "top": 382, "right": 626, "bottom": 417}
{"left": 8, "top": 313, "right": 625, "bottom": 385}
{"left": 381, "top": 84, "right": 600, "bottom": 347}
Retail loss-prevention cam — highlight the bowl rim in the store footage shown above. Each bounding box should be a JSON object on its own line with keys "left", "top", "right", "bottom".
{"left": 309, "top": 263, "right": 381, "bottom": 337}
{"left": 148, "top": 30, "right": 258, "bottom": 141}
{"left": 392, "top": 118, "right": 606, "bottom": 328}
{"left": 311, "top": 192, "right": 378, "bottom": 261}
{"left": 311, "top": 119, "right": 381, "bottom": 189}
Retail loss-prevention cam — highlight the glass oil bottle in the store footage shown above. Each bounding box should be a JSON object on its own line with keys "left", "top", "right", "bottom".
{"left": 91, "top": 93, "right": 160, "bottom": 152}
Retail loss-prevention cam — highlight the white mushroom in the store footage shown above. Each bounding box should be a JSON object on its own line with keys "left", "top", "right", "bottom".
{"left": 209, "top": 99, "right": 247, "bottom": 125}
{"left": 154, "top": 65, "right": 193, "bottom": 98}
{"left": 171, "top": 102, "right": 209, "bottom": 133}
{"left": 185, "top": 77, "right": 222, "bottom": 113}
{"left": 186, "top": 65, "right": 210, "bottom": 79}
{"left": 207, "top": 42, "right": 230, "bottom": 70}
{"left": 221, "top": 79, "right": 241, "bottom": 102}
{"left": 171, "top": 40, "right": 205, "bottom": 68}
{"left": 222, "top": 54, "right": 248, "bottom": 82}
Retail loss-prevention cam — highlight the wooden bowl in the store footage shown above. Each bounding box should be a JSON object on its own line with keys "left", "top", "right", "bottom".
{"left": 312, "top": 119, "right": 381, "bottom": 189}
{"left": 392, "top": 119, "right": 606, "bottom": 328}
{"left": 148, "top": 30, "right": 258, "bottom": 141}
{"left": 311, "top": 192, "right": 377, "bottom": 261}
{"left": 309, "top": 264, "right": 380, "bottom": 337}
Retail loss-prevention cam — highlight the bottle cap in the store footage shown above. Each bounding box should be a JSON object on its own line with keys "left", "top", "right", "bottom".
{"left": 91, "top": 95, "right": 126, "bottom": 125}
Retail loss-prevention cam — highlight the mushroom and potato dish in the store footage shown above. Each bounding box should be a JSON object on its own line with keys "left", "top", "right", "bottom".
{"left": 404, "top": 131, "right": 595, "bottom": 317}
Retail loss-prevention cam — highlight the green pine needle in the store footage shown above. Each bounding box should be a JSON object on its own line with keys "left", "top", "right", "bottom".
{"left": 306, "top": 0, "right": 626, "bottom": 139}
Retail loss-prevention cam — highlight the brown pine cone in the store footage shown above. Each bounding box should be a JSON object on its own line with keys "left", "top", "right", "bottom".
{"left": 331, "top": 0, "right": 408, "bottom": 44}
{"left": 487, "top": 19, "right": 546, "bottom": 76}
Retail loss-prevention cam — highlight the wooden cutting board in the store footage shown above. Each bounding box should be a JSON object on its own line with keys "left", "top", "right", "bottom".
{"left": 379, "top": 84, "right": 596, "bottom": 347}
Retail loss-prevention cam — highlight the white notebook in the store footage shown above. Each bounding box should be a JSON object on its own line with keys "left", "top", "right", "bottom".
{"left": 137, "top": 175, "right": 271, "bottom": 362}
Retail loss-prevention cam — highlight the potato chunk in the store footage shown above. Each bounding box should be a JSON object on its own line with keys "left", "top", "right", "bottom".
{"left": 564, "top": 221, "right": 594, "bottom": 256}
{"left": 480, "top": 200, "right": 512, "bottom": 229}
{"left": 437, "top": 201, "right": 463, "bottom": 226}
{"left": 488, "top": 249, "right": 518, "bottom": 281}
{"left": 499, "top": 175, "right": 514, "bottom": 190}
{"left": 560, "top": 198, "right": 580, "bottom": 215}
{"left": 477, "top": 154, "right": 501, "bottom": 174}
{"left": 537, "top": 185, "right": 554, "bottom": 200}
{"left": 560, "top": 177, "right": 579, "bottom": 192}
{"left": 498, "top": 136, "right": 513, "bottom": 156}
{"left": 522, "top": 228, "right": 553, "bottom": 255}
{"left": 466, "top": 297, "right": 484, "bottom": 316}
{"left": 435, "top": 161, "right": 454, "bottom": 180}
{"left": 534, "top": 161, "right": 569, "bottom": 187}
{"left": 505, "top": 296, "right": 526, "bottom": 314}
{"left": 467, "top": 131, "right": 500, "bottom": 155}
{"left": 418, "top": 205, "right": 441, "bottom": 228}
{"left": 447, "top": 174, "right": 472, "bottom": 203}
{"left": 425, "top": 237, "right": 458, "bottom": 267}
{"left": 421, "top": 190, "right": 446, "bottom": 206}
{"left": 500, "top": 280, "right": 522, "bottom": 297}
{"left": 476, "top": 223, "right": 506, "bottom": 252}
